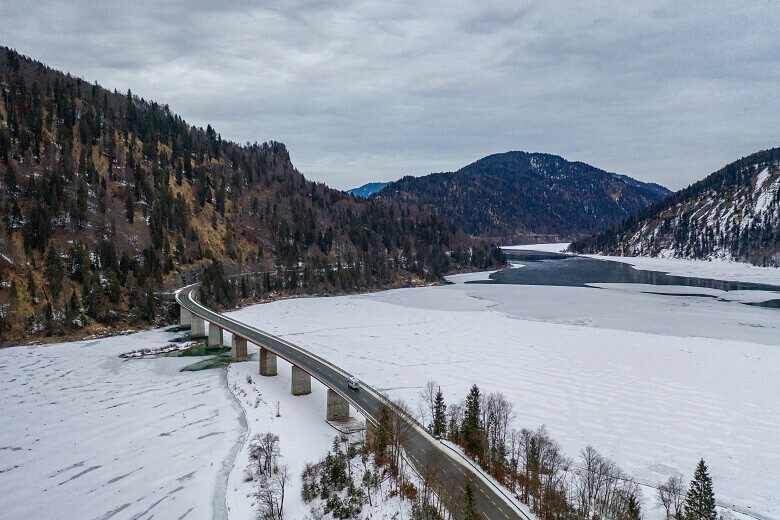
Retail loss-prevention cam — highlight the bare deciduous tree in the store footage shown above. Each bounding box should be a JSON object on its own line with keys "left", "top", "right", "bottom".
{"left": 418, "top": 380, "right": 438, "bottom": 430}
{"left": 249, "top": 432, "right": 280, "bottom": 478}
{"left": 657, "top": 475, "right": 686, "bottom": 519}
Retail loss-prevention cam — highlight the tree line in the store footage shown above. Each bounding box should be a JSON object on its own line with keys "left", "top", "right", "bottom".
{"left": 0, "top": 46, "right": 504, "bottom": 342}
{"left": 418, "top": 382, "right": 722, "bottom": 520}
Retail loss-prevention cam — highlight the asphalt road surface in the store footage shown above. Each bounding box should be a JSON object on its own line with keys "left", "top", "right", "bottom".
{"left": 176, "top": 284, "right": 530, "bottom": 520}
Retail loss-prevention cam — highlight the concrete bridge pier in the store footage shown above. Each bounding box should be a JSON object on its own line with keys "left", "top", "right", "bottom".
{"left": 365, "top": 420, "right": 377, "bottom": 448}
{"left": 291, "top": 366, "right": 312, "bottom": 395}
{"left": 190, "top": 316, "right": 206, "bottom": 338}
{"left": 179, "top": 306, "right": 192, "bottom": 328}
{"left": 327, "top": 389, "right": 350, "bottom": 421}
{"left": 208, "top": 324, "right": 223, "bottom": 349}
{"left": 259, "top": 347, "right": 278, "bottom": 376}
{"left": 231, "top": 336, "right": 248, "bottom": 361}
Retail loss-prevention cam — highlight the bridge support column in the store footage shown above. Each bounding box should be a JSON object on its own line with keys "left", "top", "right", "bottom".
{"left": 231, "top": 336, "right": 248, "bottom": 361}
{"left": 327, "top": 389, "right": 350, "bottom": 422}
{"left": 190, "top": 316, "right": 206, "bottom": 338}
{"left": 208, "top": 324, "right": 223, "bottom": 349}
{"left": 179, "top": 306, "right": 192, "bottom": 328}
{"left": 365, "top": 421, "right": 377, "bottom": 449}
{"left": 259, "top": 347, "right": 277, "bottom": 376}
{"left": 291, "top": 366, "right": 311, "bottom": 396}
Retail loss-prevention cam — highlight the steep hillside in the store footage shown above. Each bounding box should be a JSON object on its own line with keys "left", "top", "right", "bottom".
{"left": 570, "top": 148, "right": 780, "bottom": 266}
{"left": 0, "top": 47, "right": 503, "bottom": 344}
{"left": 347, "top": 181, "right": 390, "bottom": 198}
{"left": 374, "top": 151, "right": 671, "bottom": 244}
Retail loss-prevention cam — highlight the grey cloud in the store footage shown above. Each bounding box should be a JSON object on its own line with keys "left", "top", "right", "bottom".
{"left": 2, "top": 0, "right": 777, "bottom": 190}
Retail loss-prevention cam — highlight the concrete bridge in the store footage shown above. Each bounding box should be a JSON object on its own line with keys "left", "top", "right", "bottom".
{"left": 175, "top": 284, "right": 531, "bottom": 520}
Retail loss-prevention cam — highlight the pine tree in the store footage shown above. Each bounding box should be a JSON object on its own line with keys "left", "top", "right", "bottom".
{"left": 463, "top": 482, "right": 479, "bottom": 520}
{"left": 432, "top": 388, "right": 446, "bottom": 437}
{"left": 626, "top": 491, "right": 642, "bottom": 520}
{"left": 124, "top": 191, "right": 135, "bottom": 223}
{"left": 44, "top": 242, "right": 63, "bottom": 300}
{"left": 461, "top": 384, "right": 483, "bottom": 458}
{"left": 684, "top": 459, "right": 716, "bottom": 520}
{"left": 66, "top": 290, "right": 80, "bottom": 325}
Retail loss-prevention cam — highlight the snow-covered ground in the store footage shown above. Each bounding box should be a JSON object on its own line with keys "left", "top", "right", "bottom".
{"left": 2, "top": 251, "right": 778, "bottom": 519}
{"left": 586, "top": 254, "right": 780, "bottom": 287}
{"left": 503, "top": 242, "right": 780, "bottom": 286}
{"left": 224, "top": 355, "right": 337, "bottom": 519}
{"left": 0, "top": 328, "right": 242, "bottom": 520}
{"left": 0, "top": 327, "right": 413, "bottom": 520}
{"left": 225, "top": 273, "right": 779, "bottom": 520}
{"left": 502, "top": 242, "right": 571, "bottom": 253}
{"left": 224, "top": 335, "right": 425, "bottom": 519}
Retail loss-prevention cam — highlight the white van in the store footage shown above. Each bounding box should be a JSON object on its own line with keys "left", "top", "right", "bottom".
{"left": 347, "top": 376, "right": 360, "bottom": 390}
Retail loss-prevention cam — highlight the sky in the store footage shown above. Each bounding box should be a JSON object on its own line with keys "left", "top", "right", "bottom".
{"left": 2, "top": 1, "right": 778, "bottom": 190}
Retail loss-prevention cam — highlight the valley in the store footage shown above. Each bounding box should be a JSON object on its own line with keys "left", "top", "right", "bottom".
{"left": 0, "top": 9, "right": 777, "bottom": 519}
{"left": 1, "top": 250, "right": 776, "bottom": 519}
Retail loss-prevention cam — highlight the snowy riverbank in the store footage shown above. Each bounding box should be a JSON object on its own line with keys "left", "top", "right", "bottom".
{"left": 585, "top": 254, "right": 780, "bottom": 287}
{"left": 503, "top": 242, "right": 780, "bottom": 287}
{"left": 223, "top": 347, "right": 412, "bottom": 519}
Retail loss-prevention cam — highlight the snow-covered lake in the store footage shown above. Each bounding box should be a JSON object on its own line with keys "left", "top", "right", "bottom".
{"left": 0, "top": 329, "right": 242, "bottom": 520}
{"left": 226, "top": 270, "right": 778, "bottom": 519}
{"left": 1, "top": 257, "right": 778, "bottom": 519}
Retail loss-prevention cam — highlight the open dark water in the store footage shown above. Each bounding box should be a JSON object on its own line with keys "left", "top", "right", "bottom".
{"left": 469, "top": 250, "right": 780, "bottom": 308}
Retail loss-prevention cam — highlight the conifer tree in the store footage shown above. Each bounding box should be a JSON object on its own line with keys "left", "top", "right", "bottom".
{"left": 44, "top": 243, "right": 64, "bottom": 300}
{"left": 461, "top": 384, "right": 483, "bottom": 458}
{"left": 463, "top": 482, "right": 479, "bottom": 520}
{"left": 124, "top": 191, "right": 134, "bottom": 223}
{"left": 626, "top": 492, "right": 642, "bottom": 520}
{"left": 432, "top": 388, "right": 446, "bottom": 437}
{"left": 684, "top": 459, "right": 716, "bottom": 520}
{"left": 66, "top": 290, "right": 80, "bottom": 325}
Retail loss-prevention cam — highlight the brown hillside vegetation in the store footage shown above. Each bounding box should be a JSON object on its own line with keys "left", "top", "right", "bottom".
{"left": 0, "top": 47, "right": 503, "bottom": 345}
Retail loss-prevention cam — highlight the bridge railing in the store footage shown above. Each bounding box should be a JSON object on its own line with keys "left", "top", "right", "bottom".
{"left": 176, "top": 282, "right": 532, "bottom": 520}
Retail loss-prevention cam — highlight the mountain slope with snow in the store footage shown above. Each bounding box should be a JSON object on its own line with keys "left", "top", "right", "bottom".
{"left": 571, "top": 148, "right": 780, "bottom": 266}
{"left": 347, "top": 181, "right": 390, "bottom": 198}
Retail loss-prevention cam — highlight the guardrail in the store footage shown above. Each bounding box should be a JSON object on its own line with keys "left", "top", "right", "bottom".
{"left": 175, "top": 282, "right": 531, "bottom": 520}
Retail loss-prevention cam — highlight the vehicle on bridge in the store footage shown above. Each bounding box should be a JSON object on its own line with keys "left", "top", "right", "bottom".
{"left": 347, "top": 376, "right": 360, "bottom": 390}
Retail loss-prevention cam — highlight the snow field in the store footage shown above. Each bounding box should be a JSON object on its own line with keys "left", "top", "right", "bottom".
{"left": 0, "top": 328, "right": 242, "bottom": 520}
{"left": 584, "top": 254, "right": 780, "bottom": 287}
{"left": 225, "top": 280, "right": 779, "bottom": 519}
{"left": 224, "top": 336, "right": 413, "bottom": 519}
{"left": 503, "top": 241, "right": 780, "bottom": 286}
{"left": 501, "top": 243, "right": 571, "bottom": 253}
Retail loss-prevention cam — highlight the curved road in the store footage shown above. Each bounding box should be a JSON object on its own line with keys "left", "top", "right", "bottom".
{"left": 176, "top": 284, "right": 530, "bottom": 520}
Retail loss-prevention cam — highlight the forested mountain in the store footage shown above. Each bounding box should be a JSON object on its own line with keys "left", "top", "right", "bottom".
{"left": 373, "top": 151, "right": 671, "bottom": 244}
{"left": 570, "top": 148, "right": 780, "bottom": 266}
{"left": 347, "top": 181, "right": 390, "bottom": 198}
{"left": 0, "top": 47, "right": 503, "bottom": 344}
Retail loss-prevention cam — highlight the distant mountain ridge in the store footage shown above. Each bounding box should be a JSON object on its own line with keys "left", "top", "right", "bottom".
{"left": 348, "top": 182, "right": 390, "bottom": 198}
{"left": 372, "top": 151, "right": 671, "bottom": 243}
{"left": 570, "top": 147, "right": 780, "bottom": 266}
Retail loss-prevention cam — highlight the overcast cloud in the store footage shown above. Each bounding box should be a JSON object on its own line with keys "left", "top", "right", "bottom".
{"left": 2, "top": 1, "right": 778, "bottom": 190}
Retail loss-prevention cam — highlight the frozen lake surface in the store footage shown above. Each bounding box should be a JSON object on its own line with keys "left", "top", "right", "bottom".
{"left": 227, "top": 268, "right": 779, "bottom": 519}
{"left": 1, "top": 253, "right": 777, "bottom": 519}
{"left": 0, "top": 329, "right": 242, "bottom": 520}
